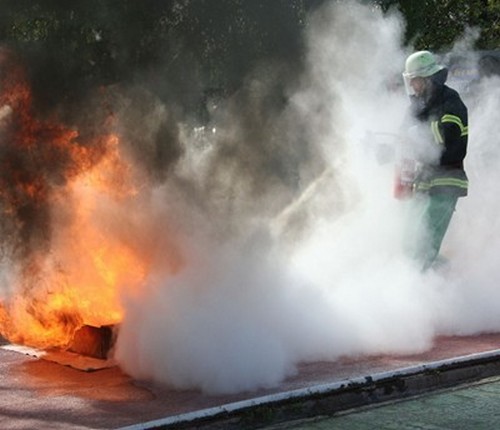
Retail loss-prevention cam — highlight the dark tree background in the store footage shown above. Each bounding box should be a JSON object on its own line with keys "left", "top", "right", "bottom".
{"left": 0, "top": 0, "right": 499, "bottom": 116}
{"left": 0, "top": 0, "right": 316, "bottom": 116}
{"left": 377, "top": 0, "right": 500, "bottom": 50}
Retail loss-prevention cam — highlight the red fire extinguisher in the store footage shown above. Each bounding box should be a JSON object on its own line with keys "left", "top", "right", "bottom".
{"left": 394, "top": 157, "right": 417, "bottom": 199}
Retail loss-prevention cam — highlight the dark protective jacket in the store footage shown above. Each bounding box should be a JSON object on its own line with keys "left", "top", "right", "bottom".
{"left": 410, "top": 74, "right": 469, "bottom": 197}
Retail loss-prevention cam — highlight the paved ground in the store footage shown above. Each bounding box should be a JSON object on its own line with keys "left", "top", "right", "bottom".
{"left": 276, "top": 376, "right": 500, "bottom": 429}
{"left": 1, "top": 333, "right": 500, "bottom": 429}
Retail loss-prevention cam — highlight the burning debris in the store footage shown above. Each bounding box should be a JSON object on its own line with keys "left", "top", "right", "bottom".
{"left": 68, "top": 325, "right": 115, "bottom": 359}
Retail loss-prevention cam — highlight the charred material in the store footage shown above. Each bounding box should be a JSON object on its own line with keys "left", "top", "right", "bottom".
{"left": 68, "top": 325, "right": 115, "bottom": 359}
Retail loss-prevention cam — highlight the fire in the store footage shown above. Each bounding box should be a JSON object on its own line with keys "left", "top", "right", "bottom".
{"left": 0, "top": 48, "right": 151, "bottom": 350}
{"left": 44, "top": 133, "right": 147, "bottom": 333}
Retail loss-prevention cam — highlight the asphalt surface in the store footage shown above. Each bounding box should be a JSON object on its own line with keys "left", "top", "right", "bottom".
{"left": 276, "top": 376, "right": 500, "bottom": 429}
{"left": 1, "top": 333, "right": 500, "bottom": 429}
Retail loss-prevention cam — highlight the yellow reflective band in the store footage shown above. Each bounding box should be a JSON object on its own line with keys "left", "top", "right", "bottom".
{"left": 416, "top": 182, "right": 431, "bottom": 191}
{"left": 416, "top": 177, "right": 469, "bottom": 191}
{"left": 430, "top": 178, "right": 469, "bottom": 188}
{"left": 441, "top": 114, "right": 468, "bottom": 136}
{"left": 431, "top": 120, "right": 443, "bottom": 144}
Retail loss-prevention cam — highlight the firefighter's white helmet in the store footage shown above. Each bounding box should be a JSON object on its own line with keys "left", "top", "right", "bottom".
{"left": 403, "top": 51, "right": 444, "bottom": 96}
{"left": 403, "top": 51, "right": 444, "bottom": 79}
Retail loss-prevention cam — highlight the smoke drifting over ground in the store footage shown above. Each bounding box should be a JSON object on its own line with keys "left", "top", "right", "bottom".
{"left": 2, "top": 1, "right": 500, "bottom": 395}
{"left": 111, "top": 2, "right": 500, "bottom": 393}
{"left": 114, "top": 1, "right": 500, "bottom": 394}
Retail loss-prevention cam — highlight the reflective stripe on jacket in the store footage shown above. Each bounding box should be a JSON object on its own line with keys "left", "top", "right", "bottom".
{"left": 415, "top": 167, "right": 468, "bottom": 196}
{"left": 413, "top": 84, "right": 469, "bottom": 197}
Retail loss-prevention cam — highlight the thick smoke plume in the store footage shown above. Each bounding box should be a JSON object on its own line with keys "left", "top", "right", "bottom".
{"left": 115, "top": 1, "right": 500, "bottom": 394}
{"left": 2, "top": 1, "right": 500, "bottom": 395}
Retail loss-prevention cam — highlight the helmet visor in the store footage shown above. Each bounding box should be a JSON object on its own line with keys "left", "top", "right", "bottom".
{"left": 403, "top": 74, "right": 416, "bottom": 96}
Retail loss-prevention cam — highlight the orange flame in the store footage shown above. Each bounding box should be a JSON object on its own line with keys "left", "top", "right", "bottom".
{"left": 0, "top": 48, "right": 152, "bottom": 349}
{"left": 0, "top": 133, "right": 149, "bottom": 348}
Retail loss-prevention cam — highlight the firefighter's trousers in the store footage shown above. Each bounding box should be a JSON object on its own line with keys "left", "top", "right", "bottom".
{"left": 419, "top": 194, "right": 458, "bottom": 270}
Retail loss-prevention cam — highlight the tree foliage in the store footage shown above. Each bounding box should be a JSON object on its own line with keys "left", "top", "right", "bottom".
{"left": 0, "top": 0, "right": 313, "bottom": 113}
{"left": 378, "top": 0, "right": 500, "bottom": 50}
{"left": 0, "top": 0, "right": 498, "bottom": 113}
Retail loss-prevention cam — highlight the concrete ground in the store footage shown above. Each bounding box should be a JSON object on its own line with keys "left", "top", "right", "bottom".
{"left": 1, "top": 333, "right": 500, "bottom": 429}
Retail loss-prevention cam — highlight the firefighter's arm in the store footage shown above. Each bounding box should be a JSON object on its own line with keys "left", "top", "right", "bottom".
{"left": 439, "top": 112, "right": 467, "bottom": 166}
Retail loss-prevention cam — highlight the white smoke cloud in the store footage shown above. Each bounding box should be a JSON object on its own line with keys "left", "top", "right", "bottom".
{"left": 436, "top": 74, "right": 500, "bottom": 335}
{"left": 114, "top": 1, "right": 500, "bottom": 394}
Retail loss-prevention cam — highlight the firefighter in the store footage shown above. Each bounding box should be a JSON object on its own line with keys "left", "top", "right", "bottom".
{"left": 401, "top": 50, "right": 468, "bottom": 271}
